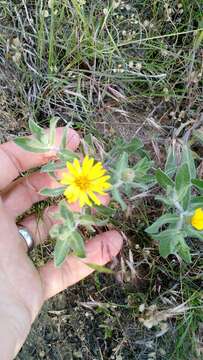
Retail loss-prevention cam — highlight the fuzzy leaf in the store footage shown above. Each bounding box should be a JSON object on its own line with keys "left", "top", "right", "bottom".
{"left": 40, "top": 187, "right": 65, "bottom": 197}
{"left": 155, "top": 195, "right": 174, "bottom": 207}
{"left": 41, "top": 161, "right": 66, "bottom": 172}
{"left": 115, "top": 152, "right": 129, "bottom": 178}
{"left": 165, "top": 145, "right": 177, "bottom": 177}
{"left": 79, "top": 215, "right": 107, "bottom": 226}
{"left": 152, "top": 229, "right": 181, "bottom": 257}
{"left": 94, "top": 205, "right": 116, "bottom": 217}
{"left": 146, "top": 213, "right": 179, "bottom": 234}
{"left": 49, "top": 117, "right": 59, "bottom": 146}
{"left": 14, "top": 137, "right": 50, "bottom": 153}
{"left": 184, "top": 225, "right": 203, "bottom": 241}
{"left": 121, "top": 138, "right": 143, "bottom": 153}
{"left": 155, "top": 169, "right": 174, "bottom": 189}
{"left": 133, "top": 157, "right": 153, "bottom": 177}
{"left": 115, "top": 137, "right": 143, "bottom": 154}
{"left": 190, "top": 196, "right": 203, "bottom": 208}
{"left": 59, "top": 149, "right": 80, "bottom": 161}
{"left": 181, "top": 144, "right": 196, "bottom": 179}
{"left": 112, "top": 188, "right": 127, "bottom": 210}
{"left": 60, "top": 126, "right": 68, "bottom": 150}
{"left": 175, "top": 163, "right": 190, "bottom": 210}
{"left": 54, "top": 238, "right": 70, "bottom": 267}
{"left": 86, "top": 263, "right": 113, "bottom": 274}
{"left": 177, "top": 238, "right": 191, "bottom": 263}
{"left": 175, "top": 163, "right": 190, "bottom": 193}
{"left": 191, "top": 178, "right": 203, "bottom": 190}
{"left": 29, "top": 118, "right": 46, "bottom": 142}
{"left": 69, "top": 231, "right": 86, "bottom": 258}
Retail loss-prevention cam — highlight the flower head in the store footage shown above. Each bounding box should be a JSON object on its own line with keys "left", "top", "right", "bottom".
{"left": 60, "top": 155, "right": 111, "bottom": 207}
{"left": 191, "top": 208, "right": 203, "bottom": 230}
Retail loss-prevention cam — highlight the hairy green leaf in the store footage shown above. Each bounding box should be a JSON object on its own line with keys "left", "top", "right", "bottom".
{"left": 29, "top": 118, "right": 46, "bottom": 142}
{"left": 41, "top": 161, "right": 66, "bottom": 172}
{"left": 133, "top": 157, "right": 153, "bottom": 177}
{"left": 14, "top": 138, "right": 51, "bottom": 153}
{"left": 146, "top": 213, "right": 179, "bottom": 234}
{"left": 115, "top": 152, "right": 128, "bottom": 178}
{"left": 116, "top": 137, "right": 143, "bottom": 154}
{"left": 152, "top": 229, "right": 181, "bottom": 257}
{"left": 49, "top": 117, "right": 59, "bottom": 146}
{"left": 184, "top": 225, "right": 203, "bottom": 241}
{"left": 94, "top": 205, "right": 116, "bottom": 217}
{"left": 79, "top": 215, "right": 107, "bottom": 226}
{"left": 191, "top": 178, "right": 203, "bottom": 190}
{"left": 60, "top": 126, "right": 68, "bottom": 150}
{"left": 40, "top": 187, "right": 65, "bottom": 197}
{"left": 181, "top": 144, "right": 196, "bottom": 179}
{"left": 112, "top": 188, "right": 127, "bottom": 210}
{"left": 121, "top": 138, "right": 143, "bottom": 153}
{"left": 59, "top": 200, "right": 75, "bottom": 223}
{"left": 177, "top": 238, "right": 191, "bottom": 263}
{"left": 86, "top": 263, "right": 113, "bottom": 274}
{"left": 59, "top": 148, "right": 80, "bottom": 161}
{"left": 54, "top": 238, "right": 70, "bottom": 267}
{"left": 165, "top": 145, "right": 177, "bottom": 177}
{"left": 155, "top": 195, "right": 174, "bottom": 207}
{"left": 69, "top": 231, "right": 85, "bottom": 258}
{"left": 191, "top": 196, "right": 203, "bottom": 208}
{"left": 175, "top": 163, "right": 190, "bottom": 209}
{"left": 155, "top": 169, "right": 174, "bottom": 189}
{"left": 176, "top": 163, "right": 190, "bottom": 192}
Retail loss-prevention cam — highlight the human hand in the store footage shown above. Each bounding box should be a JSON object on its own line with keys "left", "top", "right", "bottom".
{"left": 0, "top": 128, "right": 123, "bottom": 359}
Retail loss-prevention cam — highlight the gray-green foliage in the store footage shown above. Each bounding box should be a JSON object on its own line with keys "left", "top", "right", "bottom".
{"left": 51, "top": 200, "right": 108, "bottom": 267}
{"left": 146, "top": 144, "right": 203, "bottom": 263}
{"left": 14, "top": 118, "right": 203, "bottom": 266}
{"left": 108, "top": 138, "right": 154, "bottom": 210}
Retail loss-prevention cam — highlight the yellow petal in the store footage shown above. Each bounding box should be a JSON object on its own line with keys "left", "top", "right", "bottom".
{"left": 91, "top": 176, "right": 111, "bottom": 186}
{"left": 73, "top": 158, "right": 81, "bottom": 173}
{"left": 66, "top": 162, "right": 79, "bottom": 177}
{"left": 101, "top": 182, "right": 111, "bottom": 189}
{"left": 82, "top": 155, "right": 94, "bottom": 174}
{"left": 64, "top": 185, "right": 80, "bottom": 203}
{"left": 60, "top": 173, "right": 74, "bottom": 185}
{"left": 87, "top": 191, "right": 101, "bottom": 205}
{"left": 79, "top": 192, "right": 92, "bottom": 207}
{"left": 89, "top": 168, "right": 107, "bottom": 180}
{"left": 89, "top": 162, "right": 103, "bottom": 176}
{"left": 191, "top": 208, "right": 203, "bottom": 230}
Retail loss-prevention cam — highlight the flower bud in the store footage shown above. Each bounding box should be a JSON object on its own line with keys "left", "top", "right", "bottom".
{"left": 121, "top": 168, "right": 135, "bottom": 182}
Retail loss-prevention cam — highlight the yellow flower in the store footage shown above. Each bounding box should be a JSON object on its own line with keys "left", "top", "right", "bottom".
{"left": 191, "top": 208, "right": 203, "bottom": 230}
{"left": 60, "top": 155, "right": 111, "bottom": 207}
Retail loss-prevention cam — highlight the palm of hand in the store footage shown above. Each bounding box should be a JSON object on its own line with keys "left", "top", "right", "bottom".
{"left": 0, "top": 128, "right": 122, "bottom": 357}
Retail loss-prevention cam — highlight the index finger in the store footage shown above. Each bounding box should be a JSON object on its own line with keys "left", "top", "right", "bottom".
{"left": 0, "top": 127, "right": 80, "bottom": 191}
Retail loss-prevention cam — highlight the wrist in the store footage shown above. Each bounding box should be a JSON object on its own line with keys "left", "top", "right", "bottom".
{"left": 0, "top": 299, "right": 32, "bottom": 359}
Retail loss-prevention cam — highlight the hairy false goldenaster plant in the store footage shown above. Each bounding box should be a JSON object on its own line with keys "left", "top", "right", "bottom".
{"left": 15, "top": 118, "right": 203, "bottom": 267}
{"left": 14, "top": 118, "right": 154, "bottom": 266}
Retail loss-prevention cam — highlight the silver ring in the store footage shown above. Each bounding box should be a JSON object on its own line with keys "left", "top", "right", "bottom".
{"left": 18, "top": 227, "right": 34, "bottom": 252}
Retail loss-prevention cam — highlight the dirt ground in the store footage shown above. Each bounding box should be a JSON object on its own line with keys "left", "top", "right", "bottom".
{"left": 16, "top": 277, "right": 175, "bottom": 360}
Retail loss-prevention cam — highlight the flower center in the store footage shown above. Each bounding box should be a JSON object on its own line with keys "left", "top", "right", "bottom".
{"left": 75, "top": 175, "right": 90, "bottom": 191}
